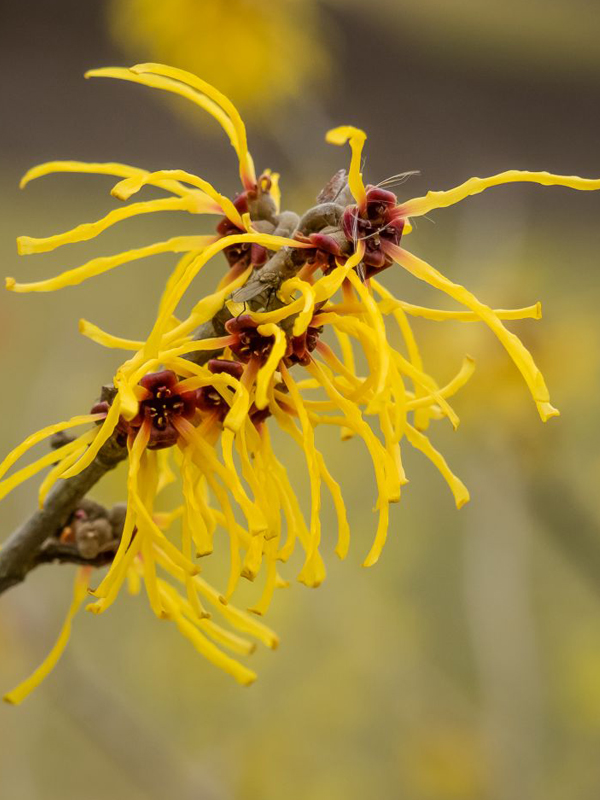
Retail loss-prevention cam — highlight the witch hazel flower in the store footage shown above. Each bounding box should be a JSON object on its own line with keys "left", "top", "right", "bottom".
{"left": 2, "top": 63, "right": 600, "bottom": 703}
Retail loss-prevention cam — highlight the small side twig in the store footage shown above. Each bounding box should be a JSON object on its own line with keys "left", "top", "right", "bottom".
{"left": 0, "top": 436, "right": 127, "bottom": 595}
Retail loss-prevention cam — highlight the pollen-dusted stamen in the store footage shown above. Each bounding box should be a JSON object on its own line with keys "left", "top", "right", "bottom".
{"left": 133, "top": 370, "right": 198, "bottom": 448}
{"left": 341, "top": 186, "right": 405, "bottom": 277}
{"left": 92, "top": 370, "right": 199, "bottom": 450}
{"left": 225, "top": 315, "right": 277, "bottom": 364}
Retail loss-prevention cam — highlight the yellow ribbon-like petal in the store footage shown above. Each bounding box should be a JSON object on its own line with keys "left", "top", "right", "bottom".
{"left": 400, "top": 169, "right": 600, "bottom": 218}
{"left": 4, "top": 569, "right": 89, "bottom": 705}
{"left": 326, "top": 125, "right": 368, "bottom": 211}
{"left": 388, "top": 245, "right": 558, "bottom": 422}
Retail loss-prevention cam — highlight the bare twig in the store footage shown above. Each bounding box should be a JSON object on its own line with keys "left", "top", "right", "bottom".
{"left": 0, "top": 437, "right": 127, "bottom": 595}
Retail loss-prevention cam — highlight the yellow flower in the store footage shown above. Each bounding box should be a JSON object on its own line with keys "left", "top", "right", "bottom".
{"left": 105, "top": 0, "right": 331, "bottom": 116}
{"left": 4, "top": 63, "right": 600, "bottom": 701}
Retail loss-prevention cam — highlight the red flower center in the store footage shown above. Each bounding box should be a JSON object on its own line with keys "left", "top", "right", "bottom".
{"left": 341, "top": 186, "right": 404, "bottom": 277}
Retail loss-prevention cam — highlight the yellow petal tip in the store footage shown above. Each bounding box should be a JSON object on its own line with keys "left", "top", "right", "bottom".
{"left": 456, "top": 493, "right": 470, "bottom": 510}
{"left": 5, "top": 277, "right": 15, "bottom": 291}
{"left": 16, "top": 237, "right": 33, "bottom": 255}
{"left": 362, "top": 553, "right": 379, "bottom": 568}
{"left": 539, "top": 402, "right": 560, "bottom": 421}
{"left": 325, "top": 125, "right": 366, "bottom": 146}
{"left": 109, "top": 183, "right": 131, "bottom": 202}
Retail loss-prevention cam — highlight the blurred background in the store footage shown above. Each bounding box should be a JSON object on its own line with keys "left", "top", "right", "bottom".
{"left": 1, "top": 1, "right": 600, "bottom": 798}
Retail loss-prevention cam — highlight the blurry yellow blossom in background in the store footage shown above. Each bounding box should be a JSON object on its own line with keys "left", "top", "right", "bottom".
{"left": 106, "top": 0, "right": 331, "bottom": 116}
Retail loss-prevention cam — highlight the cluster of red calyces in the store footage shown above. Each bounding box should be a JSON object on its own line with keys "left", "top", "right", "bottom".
{"left": 342, "top": 186, "right": 404, "bottom": 278}
{"left": 196, "top": 358, "right": 275, "bottom": 428}
{"left": 225, "top": 313, "right": 323, "bottom": 369}
{"left": 92, "top": 370, "right": 198, "bottom": 450}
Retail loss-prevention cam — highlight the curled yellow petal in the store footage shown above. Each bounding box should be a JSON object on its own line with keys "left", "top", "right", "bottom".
{"left": 111, "top": 169, "right": 240, "bottom": 227}
{"left": 17, "top": 196, "right": 204, "bottom": 255}
{"left": 195, "top": 577, "right": 279, "bottom": 649}
{"left": 146, "top": 232, "right": 309, "bottom": 356}
{"left": 405, "top": 423, "right": 470, "bottom": 510}
{"left": 406, "top": 356, "right": 476, "bottom": 412}
{"left": 400, "top": 169, "right": 600, "bottom": 218}
{"left": 4, "top": 568, "right": 89, "bottom": 705}
{"left": 326, "top": 125, "right": 368, "bottom": 211}
{"left": 60, "top": 397, "right": 122, "bottom": 480}
{"left": 79, "top": 318, "right": 144, "bottom": 351}
{"left": 0, "top": 413, "right": 104, "bottom": 484}
{"left": 7, "top": 236, "right": 212, "bottom": 293}
{"left": 160, "top": 589, "right": 257, "bottom": 685}
{"left": 254, "top": 324, "right": 287, "bottom": 410}
{"left": 132, "top": 63, "right": 256, "bottom": 190}
{"left": 388, "top": 246, "right": 558, "bottom": 422}
{"left": 37, "top": 429, "right": 98, "bottom": 507}
{"left": 19, "top": 160, "right": 190, "bottom": 196}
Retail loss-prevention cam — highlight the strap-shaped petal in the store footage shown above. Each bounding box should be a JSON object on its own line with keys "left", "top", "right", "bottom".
{"left": 6, "top": 235, "right": 214, "bottom": 293}
{"left": 325, "top": 125, "right": 368, "bottom": 211}
{"left": 20, "top": 160, "right": 190, "bottom": 196}
{"left": 17, "top": 196, "right": 206, "bottom": 255}
{"left": 3, "top": 569, "right": 89, "bottom": 705}
{"left": 400, "top": 169, "right": 600, "bottom": 218}
{"left": 111, "top": 169, "right": 239, "bottom": 227}
{"left": 387, "top": 244, "right": 558, "bottom": 421}
{"left": 131, "top": 63, "right": 256, "bottom": 190}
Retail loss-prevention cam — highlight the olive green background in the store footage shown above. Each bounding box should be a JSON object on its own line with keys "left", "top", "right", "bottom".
{"left": 1, "top": 2, "right": 600, "bottom": 798}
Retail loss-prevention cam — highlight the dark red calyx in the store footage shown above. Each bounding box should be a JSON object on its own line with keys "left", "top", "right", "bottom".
{"left": 129, "top": 370, "right": 197, "bottom": 449}
{"left": 293, "top": 231, "right": 344, "bottom": 275}
{"left": 92, "top": 371, "right": 196, "bottom": 449}
{"left": 216, "top": 192, "right": 269, "bottom": 269}
{"left": 207, "top": 358, "right": 244, "bottom": 379}
{"left": 196, "top": 385, "right": 229, "bottom": 420}
{"left": 342, "top": 185, "right": 404, "bottom": 273}
{"left": 249, "top": 403, "right": 271, "bottom": 428}
{"left": 90, "top": 400, "right": 110, "bottom": 416}
{"left": 225, "top": 315, "right": 276, "bottom": 364}
{"left": 90, "top": 399, "right": 128, "bottom": 448}
{"left": 93, "top": 370, "right": 196, "bottom": 450}
{"left": 285, "top": 323, "right": 323, "bottom": 367}
{"left": 196, "top": 359, "right": 245, "bottom": 421}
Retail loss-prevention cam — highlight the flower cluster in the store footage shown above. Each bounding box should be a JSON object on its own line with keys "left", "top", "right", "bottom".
{"left": 3, "top": 62, "right": 600, "bottom": 703}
